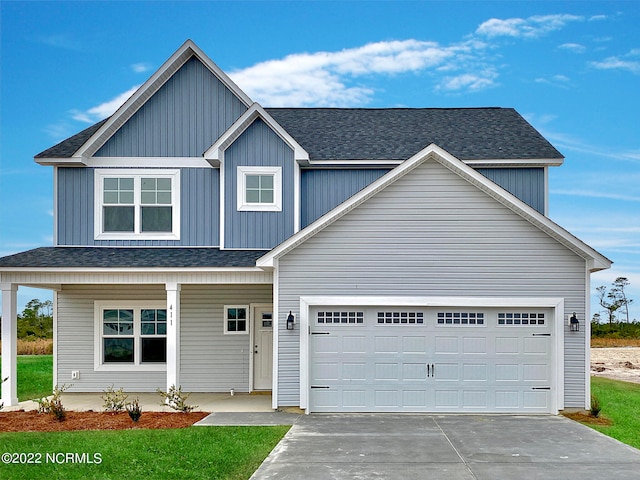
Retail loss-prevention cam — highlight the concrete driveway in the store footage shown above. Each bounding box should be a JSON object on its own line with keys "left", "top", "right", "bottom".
{"left": 251, "top": 414, "right": 640, "bottom": 479}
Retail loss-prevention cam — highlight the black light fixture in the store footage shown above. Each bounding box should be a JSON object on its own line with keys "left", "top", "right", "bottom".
{"left": 570, "top": 312, "right": 580, "bottom": 332}
{"left": 286, "top": 311, "right": 295, "bottom": 330}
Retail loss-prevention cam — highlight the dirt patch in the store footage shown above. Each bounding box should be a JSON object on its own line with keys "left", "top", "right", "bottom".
{"left": 0, "top": 411, "right": 209, "bottom": 432}
{"left": 591, "top": 347, "right": 640, "bottom": 384}
{"left": 563, "top": 411, "right": 612, "bottom": 426}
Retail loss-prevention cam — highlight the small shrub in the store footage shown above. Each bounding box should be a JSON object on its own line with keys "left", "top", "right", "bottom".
{"left": 156, "top": 384, "right": 198, "bottom": 413}
{"left": 35, "top": 384, "right": 70, "bottom": 422}
{"left": 0, "top": 376, "right": 8, "bottom": 411}
{"left": 102, "top": 385, "right": 128, "bottom": 413}
{"left": 590, "top": 394, "right": 602, "bottom": 418}
{"left": 126, "top": 397, "right": 142, "bottom": 422}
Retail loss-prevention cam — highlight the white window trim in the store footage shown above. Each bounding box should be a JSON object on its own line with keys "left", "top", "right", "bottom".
{"left": 94, "top": 169, "right": 181, "bottom": 240}
{"left": 224, "top": 305, "right": 249, "bottom": 335}
{"left": 94, "top": 301, "right": 167, "bottom": 372}
{"left": 236, "top": 166, "right": 282, "bottom": 212}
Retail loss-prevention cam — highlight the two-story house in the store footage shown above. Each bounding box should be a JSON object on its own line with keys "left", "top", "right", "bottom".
{"left": 0, "top": 40, "right": 610, "bottom": 413}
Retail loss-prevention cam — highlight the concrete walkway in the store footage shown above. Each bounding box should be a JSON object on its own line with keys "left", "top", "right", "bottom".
{"left": 4, "top": 392, "right": 273, "bottom": 412}
{"left": 251, "top": 414, "right": 640, "bottom": 480}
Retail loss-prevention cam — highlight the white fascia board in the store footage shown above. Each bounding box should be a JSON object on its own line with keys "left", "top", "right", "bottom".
{"left": 35, "top": 157, "right": 86, "bottom": 166}
{"left": 0, "top": 267, "right": 266, "bottom": 274}
{"left": 84, "top": 157, "right": 213, "bottom": 168}
{"left": 299, "top": 295, "right": 565, "bottom": 308}
{"left": 73, "top": 40, "right": 253, "bottom": 161}
{"left": 203, "top": 103, "right": 309, "bottom": 163}
{"left": 463, "top": 158, "right": 564, "bottom": 167}
{"left": 299, "top": 158, "right": 563, "bottom": 168}
{"left": 257, "top": 143, "right": 611, "bottom": 272}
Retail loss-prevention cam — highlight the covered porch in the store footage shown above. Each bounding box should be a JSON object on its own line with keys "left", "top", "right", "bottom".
{"left": 0, "top": 247, "right": 276, "bottom": 409}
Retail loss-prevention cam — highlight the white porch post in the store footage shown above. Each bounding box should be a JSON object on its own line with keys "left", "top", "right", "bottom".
{"left": 1, "top": 283, "right": 18, "bottom": 407}
{"left": 166, "top": 283, "right": 181, "bottom": 391}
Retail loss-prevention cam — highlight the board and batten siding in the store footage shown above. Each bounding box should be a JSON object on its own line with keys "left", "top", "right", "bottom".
{"left": 224, "top": 118, "right": 295, "bottom": 249}
{"left": 276, "top": 159, "right": 588, "bottom": 408}
{"left": 57, "top": 167, "right": 219, "bottom": 246}
{"left": 180, "top": 284, "right": 272, "bottom": 392}
{"left": 94, "top": 57, "right": 247, "bottom": 157}
{"left": 477, "top": 167, "right": 545, "bottom": 214}
{"left": 57, "top": 284, "right": 272, "bottom": 392}
{"left": 300, "top": 169, "right": 390, "bottom": 227}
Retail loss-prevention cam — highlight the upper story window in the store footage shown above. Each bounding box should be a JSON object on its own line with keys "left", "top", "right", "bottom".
{"left": 237, "top": 166, "right": 282, "bottom": 212}
{"left": 95, "top": 169, "right": 180, "bottom": 240}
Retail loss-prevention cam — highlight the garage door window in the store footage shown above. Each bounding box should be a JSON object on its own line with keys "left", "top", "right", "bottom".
{"left": 437, "top": 312, "right": 484, "bottom": 325}
{"left": 377, "top": 311, "right": 424, "bottom": 324}
{"left": 317, "top": 311, "right": 364, "bottom": 324}
{"left": 498, "top": 313, "right": 545, "bottom": 325}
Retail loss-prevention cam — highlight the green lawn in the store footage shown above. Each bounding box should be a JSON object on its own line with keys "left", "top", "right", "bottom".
{"left": 0, "top": 425, "right": 289, "bottom": 480}
{"left": 587, "top": 377, "right": 640, "bottom": 449}
{"left": 0, "top": 355, "right": 53, "bottom": 401}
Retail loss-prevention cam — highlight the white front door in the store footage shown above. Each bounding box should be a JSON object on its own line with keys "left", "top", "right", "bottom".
{"left": 253, "top": 305, "right": 273, "bottom": 390}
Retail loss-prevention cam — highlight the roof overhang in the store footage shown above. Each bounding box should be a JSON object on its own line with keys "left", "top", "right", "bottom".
{"left": 257, "top": 143, "right": 610, "bottom": 272}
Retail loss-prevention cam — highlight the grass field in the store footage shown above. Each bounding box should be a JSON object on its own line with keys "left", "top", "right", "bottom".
{"left": 0, "top": 355, "right": 53, "bottom": 401}
{"left": 0, "top": 425, "right": 289, "bottom": 480}
{"left": 587, "top": 377, "right": 640, "bottom": 450}
{"left": 591, "top": 338, "right": 640, "bottom": 348}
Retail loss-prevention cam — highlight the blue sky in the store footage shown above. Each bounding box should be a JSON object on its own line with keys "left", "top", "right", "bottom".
{"left": 1, "top": 1, "right": 639, "bottom": 322}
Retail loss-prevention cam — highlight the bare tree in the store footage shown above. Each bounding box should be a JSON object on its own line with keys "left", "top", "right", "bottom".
{"left": 597, "top": 285, "right": 622, "bottom": 325}
{"left": 612, "top": 277, "right": 633, "bottom": 323}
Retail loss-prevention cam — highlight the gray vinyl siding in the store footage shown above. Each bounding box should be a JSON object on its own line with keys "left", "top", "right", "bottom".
{"left": 95, "top": 57, "right": 247, "bottom": 157}
{"left": 300, "top": 169, "right": 390, "bottom": 227}
{"left": 56, "top": 284, "right": 272, "bottom": 392}
{"left": 56, "top": 285, "right": 167, "bottom": 392}
{"left": 56, "top": 167, "right": 219, "bottom": 246}
{"left": 276, "top": 159, "right": 587, "bottom": 408}
{"left": 224, "top": 119, "right": 295, "bottom": 248}
{"left": 477, "top": 167, "right": 545, "bottom": 214}
{"left": 180, "top": 284, "right": 272, "bottom": 392}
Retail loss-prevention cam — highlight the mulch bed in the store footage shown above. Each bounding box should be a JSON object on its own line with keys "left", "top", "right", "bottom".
{"left": 562, "top": 411, "right": 613, "bottom": 426}
{"left": 0, "top": 410, "right": 209, "bottom": 432}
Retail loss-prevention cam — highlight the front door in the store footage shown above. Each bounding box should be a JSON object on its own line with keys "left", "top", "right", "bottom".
{"left": 253, "top": 305, "right": 273, "bottom": 390}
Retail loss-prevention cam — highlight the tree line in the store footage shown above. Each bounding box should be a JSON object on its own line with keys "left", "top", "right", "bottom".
{"left": 0, "top": 298, "right": 53, "bottom": 340}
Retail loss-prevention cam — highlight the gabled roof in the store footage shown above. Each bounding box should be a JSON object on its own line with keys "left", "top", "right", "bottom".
{"left": 0, "top": 247, "right": 265, "bottom": 269}
{"left": 257, "top": 144, "right": 610, "bottom": 272}
{"left": 204, "top": 103, "right": 309, "bottom": 165}
{"left": 36, "top": 39, "right": 252, "bottom": 165}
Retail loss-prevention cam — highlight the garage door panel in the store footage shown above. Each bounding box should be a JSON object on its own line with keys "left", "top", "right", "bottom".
{"left": 309, "top": 306, "right": 554, "bottom": 413}
{"left": 343, "top": 336, "right": 367, "bottom": 353}
{"left": 375, "top": 336, "right": 399, "bottom": 353}
{"left": 463, "top": 364, "right": 488, "bottom": 381}
{"left": 343, "top": 362, "right": 367, "bottom": 380}
{"left": 435, "top": 336, "right": 459, "bottom": 354}
{"left": 523, "top": 336, "right": 549, "bottom": 354}
{"left": 463, "top": 337, "right": 486, "bottom": 354}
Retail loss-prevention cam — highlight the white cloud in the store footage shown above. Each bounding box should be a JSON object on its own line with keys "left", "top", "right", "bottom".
{"left": 550, "top": 189, "right": 640, "bottom": 203}
{"left": 534, "top": 75, "right": 571, "bottom": 88}
{"left": 131, "top": 62, "right": 153, "bottom": 73}
{"left": 476, "top": 14, "right": 583, "bottom": 38}
{"left": 229, "top": 39, "right": 495, "bottom": 106}
{"left": 71, "top": 85, "right": 141, "bottom": 123}
{"left": 558, "top": 42, "right": 586, "bottom": 53}
{"left": 591, "top": 51, "right": 640, "bottom": 74}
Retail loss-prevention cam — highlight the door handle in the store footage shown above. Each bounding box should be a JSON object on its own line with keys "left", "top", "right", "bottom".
{"left": 426, "top": 364, "right": 430, "bottom": 378}
{"left": 432, "top": 364, "right": 435, "bottom": 378}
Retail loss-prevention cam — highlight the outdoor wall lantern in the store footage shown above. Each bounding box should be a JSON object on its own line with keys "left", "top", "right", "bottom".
{"left": 286, "top": 311, "right": 295, "bottom": 330}
{"left": 569, "top": 312, "right": 580, "bottom": 332}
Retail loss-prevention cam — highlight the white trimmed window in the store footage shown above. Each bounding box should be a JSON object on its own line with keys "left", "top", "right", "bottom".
{"left": 95, "top": 169, "right": 180, "bottom": 240}
{"left": 237, "top": 166, "right": 282, "bottom": 211}
{"left": 224, "top": 305, "right": 249, "bottom": 334}
{"left": 94, "top": 301, "right": 167, "bottom": 371}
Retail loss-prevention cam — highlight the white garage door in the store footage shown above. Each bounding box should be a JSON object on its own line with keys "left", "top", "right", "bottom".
{"left": 309, "top": 306, "right": 555, "bottom": 413}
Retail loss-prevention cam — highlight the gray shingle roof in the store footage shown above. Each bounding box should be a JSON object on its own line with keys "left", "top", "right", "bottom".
{"left": 0, "top": 247, "right": 265, "bottom": 268}
{"left": 266, "top": 108, "right": 563, "bottom": 161}
{"left": 34, "top": 108, "right": 563, "bottom": 161}
{"left": 35, "top": 119, "right": 108, "bottom": 158}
